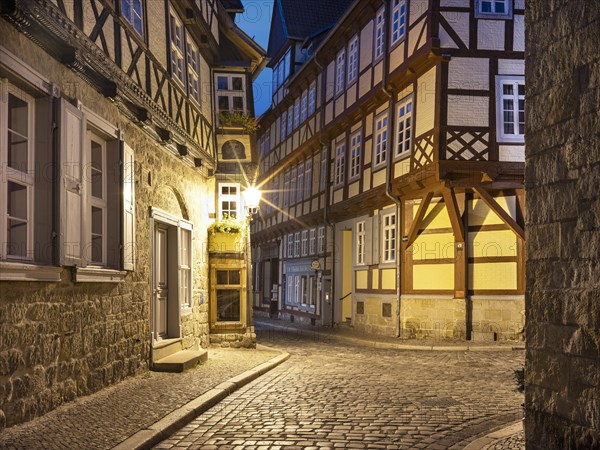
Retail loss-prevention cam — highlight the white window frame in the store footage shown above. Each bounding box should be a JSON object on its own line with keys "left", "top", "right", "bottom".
{"left": 496, "top": 76, "right": 525, "bottom": 143}
{"left": 349, "top": 130, "right": 362, "bottom": 180}
{"left": 390, "top": 0, "right": 407, "bottom": 46}
{"left": 335, "top": 48, "right": 346, "bottom": 96}
{"left": 301, "top": 230, "right": 308, "bottom": 256}
{"left": 272, "top": 48, "right": 291, "bottom": 92}
{"left": 121, "top": 0, "right": 144, "bottom": 36}
{"left": 87, "top": 131, "right": 108, "bottom": 266}
{"left": 286, "top": 274, "right": 294, "bottom": 304}
{"left": 356, "top": 221, "right": 366, "bottom": 265}
{"left": 475, "top": 0, "right": 512, "bottom": 19}
{"left": 290, "top": 167, "right": 297, "bottom": 205}
{"left": 318, "top": 226, "right": 325, "bottom": 254}
{"left": 320, "top": 149, "right": 327, "bottom": 191}
{"left": 294, "top": 232, "right": 301, "bottom": 257}
{"left": 382, "top": 213, "right": 396, "bottom": 263}
{"left": 280, "top": 111, "right": 287, "bottom": 141}
{"left": 301, "top": 90, "right": 308, "bottom": 123}
{"left": 396, "top": 96, "right": 413, "bottom": 158}
{"left": 304, "top": 159, "right": 312, "bottom": 199}
{"left": 169, "top": 8, "right": 186, "bottom": 87}
{"left": 186, "top": 36, "right": 201, "bottom": 105}
{"left": 218, "top": 183, "right": 240, "bottom": 219}
{"left": 283, "top": 170, "right": 290, "bottom": 207}
{"left": 374, "top": 6, "right": 385, "bottom": 61}
{"left": 287, "top": 105, "right": 294, "bottom": 135}
{"left": 287, "top": 233, "right": 294, "bottom": 258}
{"left": 179, "top": 227, "right": 192, "bottom": 309}
{"left": 0, "top": 83, "right": 35, "bottom": 261}
{"left": 297, "top": 163, "right": 304, "bottom": 203}
{"left": 308, "top": 82, "right": 317, "bottom": 116}
{"left": 309, "top": 228, "right": 316, "bottom": 255}
{"left": 294, "top": 275, "right": 300, "bottom": 305}
{"left": 374, "top": 113, "right": 388, "bottom": 167}
{"left": 293, "top": 99, "right": 300, "bottom": 129}
{"left": 215, "top": 73, "right": 247, "bottom": 116}
{"left": 347, "top": 35, "right": 359, "bottom": 85}
{"left": 334, "top": 141, "right": 345, "bottom": 187}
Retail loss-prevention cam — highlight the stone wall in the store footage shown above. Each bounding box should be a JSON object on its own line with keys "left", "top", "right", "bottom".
{"left": 525, "top": 1, "right": 600, "bottom": 448}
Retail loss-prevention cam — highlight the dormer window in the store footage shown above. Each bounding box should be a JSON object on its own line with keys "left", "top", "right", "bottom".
{"left": 272, "top": 48, "right": 291, "bottom": 92}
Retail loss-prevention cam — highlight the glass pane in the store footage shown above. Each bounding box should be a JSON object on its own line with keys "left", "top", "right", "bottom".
{"left": 503, "top": 84, "right": 514, "bottom": 95}
{"left": 92, "top": 206, "right": 103, "bottom": 235}
{"left": 8, "top": 94, "right": 28, "bottom": 137}
{"left": 495, "top": 1, "right": 505, "bottom": 13}
{"left": 91, "top": 140, "right": 103, "bottom": 199}
{"left": 8, "top": 131, "right": 28, "bottom": 172}
{"left": 518, "top": 84, "right": 525, "bottom": 96}
{"left": 232, "top": 77, "right": 243, "bottom": 90}
{"left": 216, "top": 289, "right": 241, "bottom": 321}
{"left": 7, "top": 219, "right": 27, "bottom": 257}
{"left": 217, "top": 77, "right": 228, "bottom": 90}
{"left": 8, "top": 181, "right": 27, "bottom": 220}
{"left": 218, "top": 96, "right": 229, "bottom": 112}
{"left": 229, "top": 270, "right": 241, "bottom": 285}
{"left": 232, "top": 97, "right": 244, "bottom": 111}
{"left": 217, "top": 270, "right": 229, "bottom": 285}
{"left": 8, "top": 94, "right": 29, "bottom": 172}
{"left": 91, "top": 234, "right": 103, "bottom": 263}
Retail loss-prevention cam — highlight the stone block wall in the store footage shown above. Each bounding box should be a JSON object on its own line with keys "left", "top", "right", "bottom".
{"left": 525, "top": 1, "right": 600, "bottom": 448}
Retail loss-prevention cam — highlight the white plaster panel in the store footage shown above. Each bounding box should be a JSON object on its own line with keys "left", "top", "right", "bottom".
{"left": 447, "top": 95, "right": 489, "bottom": 127}
{"left": 415, "top": 66, "right": 437, "bottom": 136}
{"left": 326, "top": 61, "right": 335, "bottom": 101}
{"left": 499, "top": 145, "right": 525, "bottom": 162}
{"left": 389, "top": 43, "right": 405, "bottom": 73}
{"left": 441, "top": 0, "right": 469, "bottom": 6}
{"left": 515, "top": 0, "right": 525, "bottom": 9}
{"left": 478, "top": 20, "right": 505, "bottom": 51}
{"left": 448, "top": 57, "right": 489, "bottom": 90}
{"left": 498, "top": 59, "right": 525, "bottom": 75}
{"left": 442, "top": 12, "right": 470, "bottom": 48}
{"left": 360, "top": 21, "right": 374, "bottom": 72}
{"left": 513, "top": 14, "right": 525, "bottom": 52}
{"left": 347, "top": 83, "right": 357, "bottom": 108}
{"left": 410, "top": 0, "right": 429, "bottom": 23}
{"left": 373, "top": 61, "right": 383, "bottom": 86}
{"left": 440, "top": 26, "right": 458, "bottom": 49}
{"left": 359, "top": 69, "right": 372, "bottom": 98}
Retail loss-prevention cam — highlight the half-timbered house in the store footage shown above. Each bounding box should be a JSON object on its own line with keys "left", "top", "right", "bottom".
{"left": 252, "top": 0, "right": 525, "bottom": 341}
{"left": 0, "top": 0, "right": 264, "bottom": 427}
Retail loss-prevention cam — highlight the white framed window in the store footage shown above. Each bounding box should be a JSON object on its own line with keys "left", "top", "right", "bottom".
{"left": 308, "top": 275, "right": 315, "bottom": 306}
{"left": 356, "top": 221, "right": 366, "bottom": 265}
{"left": 382, "top": 213, "right": 396, "bottom": 263}
{"left": 287, "top": 105, "right": 294, "bottom": 135}
{"left": 496, "top": 76, "right": 525, "bottom": 142}
{"left": 308, "top": 82, "right": 317, "bottom": 116}
{"left": 318, "top": 226, "right": 325, "bottom": 254}
{"left": 349, "top": 130, "right": 361, "bottom": 180}
{"left": 272, "top": 48, "right": 291, "bottom": 92}
{"left": 390, "top": 0, "right": 407, "bottom": 46}
{"left": 347, "top": 35, "right": 359, "bottom": 85}
{"left": 301, "top": 90, "right": 308, "bottom": 123}
{"left": 218, "top": 183, "right": 240, "bottom": 219}
{"left": 290, "top": 167, "right": 297, "bottom": 205}
{"left": 304, "top": 159, "right": 312, "bottom": 199}
{"left": 294, "top": 99, "right": 300, "bottom": 129}
{"left": 280, "top": 111, "right": 287, "bottom": 141}
{"left": 186, "top": 37, "right": 201, "bottom": 105}
{"left": 396, "top": 96, "right": 413, "bottom": 157}
{"left": 216, "top": 74, "right": 246, "bottom": 116}
{"left": 334, "top": 141, "right": 345, "bottom": 186}
{"left": 0, "top": 84, "right": 35, "bottom": 260}
{"left": 335, "top": 48, "right": 346, "bottom": 95}
{"left": 374, "top": 6, "right": 385, "bottom": 61}
{"left": 121, "top": 0, "right": 143, "bottom": 36}
{"left": 309, "top": 228, "right": 316, "bottom": 255}
{"left": 476, "top": 0, "right": 512, "bottom": 18}
{"left": 169, "top": 9, "right": 185, "bottom": 87}
{"left": 294, "top": 232, "right": 301, "bottom": 257}
{"left": 297, "top": 163, "right": 304, "bottom": 203}
{"left": 180, "top": 227, "right": 192, "bottom": 309}
{"left": 320, "top": 149, "right": 327, "bottom": 190}
{"left": 283, "top": 170, "right": 290, "bottom": 207}
{"left": 287, "top": 233, "right": 294, "bottom": 257}
{"left": 88, "top": 132, "right": 108, "bottom": 265}
{"left": 301, "top": 230, "right": 308, "bottom": 256}
{"left": 286, "top": 275, "right": 294, "bottom": 304}
{"left": 294, "top": 275, "right": 300, "bottom": 305}
{"left": 374, "top": 113, "right": 388, "bottom": 166}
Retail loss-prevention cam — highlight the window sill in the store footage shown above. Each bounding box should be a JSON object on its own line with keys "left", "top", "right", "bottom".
{"left": 0, "top": 262, "right": 62, "bottom": 282}
{"left": 73, "top": 267, "right": 127, "bottom": 283}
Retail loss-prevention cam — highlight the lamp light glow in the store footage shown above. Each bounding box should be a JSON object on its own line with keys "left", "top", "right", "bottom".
{"left": 243, "top": 185, "right": 262, "bottom": 214}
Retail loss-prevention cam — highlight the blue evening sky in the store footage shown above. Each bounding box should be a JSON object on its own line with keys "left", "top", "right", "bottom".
{"left": 235, "top": 1, "right": 274, "bottom": 116}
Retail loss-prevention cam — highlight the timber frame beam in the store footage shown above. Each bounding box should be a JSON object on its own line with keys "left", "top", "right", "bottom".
{"left": 405, "top": 192, "right": 434, "bottom": 247}
{"left": 473, "top": 187, "right": 525, "bottom": 240}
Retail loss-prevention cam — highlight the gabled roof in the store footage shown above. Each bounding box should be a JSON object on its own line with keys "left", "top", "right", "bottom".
{"left": 219, "top": 0, "right": 244, "bottom": 12}
{"left": 267, "top": 0, "right": 354, "bottom": 59}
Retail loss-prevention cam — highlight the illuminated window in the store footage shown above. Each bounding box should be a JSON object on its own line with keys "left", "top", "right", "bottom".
{"left": 122, "top": 0, "right": 143, "bottom": 36}
{"left": 396, "top": 96, "right": 413, "bottom": 157}
{"left": 349, "top": 130, "right": 361, "bottom": 180}
{"left": 374, "top": 6, "right": 385, "bottom": 61}
{"left": 382, "top": 213, "right": 396, "bottom": 263}
{"left": 374, "top": 113, "right": 388, "bottom": 166}
{"left": 390, "top": 0, "right": 407, "bottom": 46}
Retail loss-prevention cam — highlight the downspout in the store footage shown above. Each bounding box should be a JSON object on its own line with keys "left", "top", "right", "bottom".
{"left": 314, "top": 50, "right": 336, "bottom": 327}
{"left": 380, "top": 0, "right": 403, "bottom": 338}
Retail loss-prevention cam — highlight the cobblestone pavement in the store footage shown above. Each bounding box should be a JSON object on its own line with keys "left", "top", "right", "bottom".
{"left": 483, "top": 432, "right": 525, "bottom": 450}
{"left": 154, "top": 324, "right": 525, "bottom": 449}
{"left": 0, "top": 347, "right": 280, "bottom": 450}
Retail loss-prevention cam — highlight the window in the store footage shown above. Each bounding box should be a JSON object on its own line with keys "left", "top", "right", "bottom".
{"left": 218, "top": 184, "right": 240, "bottom": 219}
{"left": 180, "top": 228, "right": 192, "bottom": 308}
{"left": 356, "top": 221, "right": 365, "bottom": 265}
{"left": 290, "top": 167, "right": 297, "bottom": 205}
{"left": 349, "top": 130, "right": 362, "bottom": 179}
{"left": 301, "top": 230, "right": 308, "bottom": 256}
{"left": 396, "top": 97, "right": 413, "bottom": 157}
{"left": 335, "top": 49, "right": 346, "bottom": 95}
{"left": 283, "top": 171, "right": 290, "bottom": 207}
{"left": 169, "top": 8, "right": 203, "bottom": 104}
{"left": 309, "top": 228, "right": 316, "bottom": 255}
{"left": 318, "top": 226, "right": 325, "bottom": 254}
{"left": 297, "top": 163, "right": 304, "bottom": 203}
{"left": 374, "top": 113, "right": 388, "bottom": 166}
{"left": 88, "top": 132, "right": 108, "bottom": 265}
{"left": 121, "top": 0, "right": 143, "bottom": 36}
{"left": 320, "top": 149, "right": 327, "bottom": 190}
{"left": 301, "top": 276, "right": 307, "bottom": 305}
{"left": 1, "top": 86, "right": 34, "bottom": 260}
{"left": 294, "top": 232, "right": 301, "bottom": 257}
{"left": 390, "top": 0, "right": 407, "bottom": 46}
{"left": 294, "top": 275, "right": 300, "bottom": 305}
{"left": 287, "top": 105, "right": 294, "bottom": 135}
{"left": 374, "top": 6, "right": 385, "bottom": 61}
{"left": 301, "top": 90, "right": 308, "bottom": 123}
{"left": 304, "top": 159, "right": 312, "bottom": 199}
{"left": 382, "top": 213, "right": 396, "bottom": 263}
{"left": 287, "top": 233, "right": 294, "bottom": 257}
{"left": 281, "top": 111, "right": 287, "bottom": 141}
{"left": 308, "top": 82, "right": 317, "bottom": 116}
{"left": 286, "top": 275, "right": 294, "bottom": 304}
{"left": 476, "top": 0, "right": 512, "bottom": 18}
{"left": 169, "top": 10, "right": 185, "bottom": 86}
{"left": 497, "top": 76, "right": 525, "bottom": 142}
{"left": 334, "top": 141, "right": 345, "bottom": 186}
{"left": 215, "top": 269, "right": 242, "bottom": 322}
{"left": 272, "top": 48, "right": 291, "bottom": 92}
{"left": 347, "top": 35, "right": 359, "bottom": 85}
{"left": 216, "top": 74, "right": 246, "bottom": 116}
{"left": 293, "top": 99, "right": 300, "bottom": 129}
{"left": 186, "top": 37, "right": 201, "bottom": 104}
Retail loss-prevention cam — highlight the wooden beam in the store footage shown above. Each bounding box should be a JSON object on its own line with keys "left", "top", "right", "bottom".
{"left": 442, "top": 187, "right": 464, "bottom": 242}
{"left": 405, "top": 192, "right": 433, "bottom": 247}
{"left": 473, "top": 187, "right": 525, "bottom": 240}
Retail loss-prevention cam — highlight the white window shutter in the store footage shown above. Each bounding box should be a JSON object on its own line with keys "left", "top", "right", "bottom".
{"left": 59, "top": 99, "right": 86, "bottom": 267}
{"left": 364, "top": 217, "right": 373, "bottom": 266}
{"left": 122, "top": 142, "right": 136, "bottom": 271}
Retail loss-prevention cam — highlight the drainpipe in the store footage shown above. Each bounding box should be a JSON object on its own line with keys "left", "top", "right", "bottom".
{"left": 380, "top": 0, "right": 403, "bottom": 338}
{"left": 314, "top": 50, "right": 336, "bottom": 327}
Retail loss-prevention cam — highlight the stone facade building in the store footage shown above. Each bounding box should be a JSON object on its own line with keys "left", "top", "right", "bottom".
{"left": 252, "top": 0, "right": 526, "bottom": 341}
{"left": 0, "top": 0, "right": 264, "bottom": 428}
{"left": 525, "top": 1, "right": 600, "bottom": 448}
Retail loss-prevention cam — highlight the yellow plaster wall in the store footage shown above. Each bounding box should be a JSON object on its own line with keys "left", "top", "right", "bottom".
{"left": 412, "top": 233, "right": 455, "bottom": 260}
{"left": 415, "top": 66, "right": 437, "bottom": 136}
{"left": 469, "top": 262, "right": 517, "bottom": 290}
{"left": 468, "top": 230, "right": 517, "bottom": 258}
{"left": 381, "top": 269, "right": 396, "bottom": 290}
{"left": 372, "top": 268, "right": 380, "bottom": 289}
{"left": 468, "top": 197, "right": 517, "bottom": 226}
{"left": 356, "top": 270, "right": 368, "bottom": 289}
{"left": 413, "top": 264, "right": 454, "bottom": 290}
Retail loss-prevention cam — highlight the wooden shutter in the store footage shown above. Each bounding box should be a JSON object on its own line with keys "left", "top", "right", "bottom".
{"left": 59, "top": 99, "right": 86, "bottom": 267}
{"left": 372, "top": 214, "right": 381, "bottom": 264}
{"left": 364, "top": 217, "right": 373, "bottom": 266}
{"left": 122, "top": 142, "right": 136, "bottom": 271}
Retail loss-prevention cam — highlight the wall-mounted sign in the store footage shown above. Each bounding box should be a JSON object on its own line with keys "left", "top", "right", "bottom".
{"left": 310, "top": 259, "right": 320, "bottom": 270}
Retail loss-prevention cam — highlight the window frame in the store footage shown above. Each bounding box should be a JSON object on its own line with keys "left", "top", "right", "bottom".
{"left": 356, "top": 221, "right": 366, "bottom": 265}
{"left": 475, "top": 0, "right": 513, "bottom": 19}
{"left": 301, "top": 230, "right": 308, "bottom": 256}
{"left": 301, "top": 90, "right": 308, "bottom": 123}
{"left": 318, "top": 226, "right": 325, "bottom": 254}
{"left": 87, "top": 131, "right": 108, "bottom": 266}
{"left": 294, "top": 232, "right": 301, "bottom": 257}
{"left": 308, "top": 82, "right": 317, "bottom": 116}
{"left": 335, "top": 48, "right": 346, "bottom": 96}
{"left": 121, "top": 0, "right": 144, "bottom": 36}
{"left": 390, "top": 0, "right": 408, "bottom": 47}
{"left": 374, "top": 6, "right": 385, "bottom": 62}
{"left": 304, "top": 158, "right": 313, "bottom": 199}
{"left": 280, "top": 111, "right": 287, "bottom": 142}
{"left": 382, "top": 213, "right": 397, "bottom": 263}
{"left": 218, "top": 183, "right": 240, "bottom": 219}
{"left": 287, "top": 233, "right": 294, "bottom": 258}
{"left": 334, "top": 140, "right": 346, "bottom": 187}
{"left": 373, "top": 113, "right": 389, "bottom": 168}
{"left": 395, "top": 96, "right": 413, "bottom": 158}
{"left": 347, "top": 35, "right": 359, "bottom": 86}
{"left": 169, "top": 8, "right": 186, "bottom": 88}
{"left": 349, "top": 130, "right": 362, "bottom": 181}
{"left": 309, "top": 228, "right": 316, "bottom": 255}
{"left": 296, "top": 162, "right": 304, "bottom": 203}
{"left": 186, "top": 35, "right": 201, "bottom": 105}
{"left": 496, "top": 75, "right": 525, "bottom": 143}
{"left": 215, "top": 73, "right": 247, "bottom": 117}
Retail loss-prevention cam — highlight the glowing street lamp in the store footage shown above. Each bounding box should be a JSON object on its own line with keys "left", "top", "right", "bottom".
{"left": 243, "top": 185, "right": 262, "bottom": 216}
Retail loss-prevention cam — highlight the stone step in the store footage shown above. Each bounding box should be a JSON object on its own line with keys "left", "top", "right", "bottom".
{"left": 152, "top": 349, "right": 208, "bottom": 373}
{"left": 152, "top": 338, "right": 183, "bottom": 361}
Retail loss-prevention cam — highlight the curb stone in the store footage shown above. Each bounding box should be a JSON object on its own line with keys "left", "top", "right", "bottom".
{"left": 463, "top": 420, "right": 523, "bottom": 449}
{"left": 256, "top": 321, "right": 526, "bottom": 352}
{"left": 111, "top": 347, "right": 290, "bottom": 450}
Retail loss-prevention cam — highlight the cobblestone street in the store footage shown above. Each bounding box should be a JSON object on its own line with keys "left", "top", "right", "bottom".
{"left": 154, "top": 325, "right": 525, "bottom": 449}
